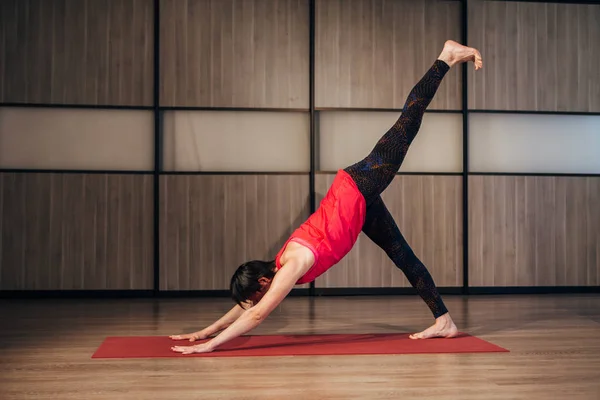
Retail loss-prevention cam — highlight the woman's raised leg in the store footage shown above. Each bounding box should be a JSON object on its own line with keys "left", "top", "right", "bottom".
{"left": 345, "top": 40, "right": 482, "bottom": 206}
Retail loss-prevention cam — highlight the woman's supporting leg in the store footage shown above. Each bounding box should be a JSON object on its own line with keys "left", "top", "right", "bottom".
{"left": 361, "top": 196, "right": 449, "bottom": 319}
{"left": 344, "top": 59, "right": 449, "bottom": 206}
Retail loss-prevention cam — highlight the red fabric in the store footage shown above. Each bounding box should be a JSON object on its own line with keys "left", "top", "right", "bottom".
{"left": 275, "top": 169, "right": 367, "bottom": 284}
{"left": 92, "top": 333, "right": 509, "bottom": 358}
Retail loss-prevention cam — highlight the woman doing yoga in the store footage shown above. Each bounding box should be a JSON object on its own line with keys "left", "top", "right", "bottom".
{"left": 171, "top": 40, "right": 483, "bottom": 354}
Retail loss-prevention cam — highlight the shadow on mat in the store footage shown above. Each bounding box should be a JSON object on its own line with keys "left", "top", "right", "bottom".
{"left": 362, "top": 322, "right": 418, "bottom": 333}
{"left": 214, "top": 332, "right": 472, "bottom": 352}
{"left": 215, "top": 333, "right": 405, "bottom": 352}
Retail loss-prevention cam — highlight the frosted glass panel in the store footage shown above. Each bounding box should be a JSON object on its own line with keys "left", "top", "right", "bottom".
{"left": 0, "top": 108, "right": 153, "bottom": 170}
{"left": 163, "top": 111, "right": 310, "bottom": 172}
{"left": 470, "top": 113, "right": 600, "bottom": 173}
{"left": 318, "top": 111, "right": 463, "bottom": 172}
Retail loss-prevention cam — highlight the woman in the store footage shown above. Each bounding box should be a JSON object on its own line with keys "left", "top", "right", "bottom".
{"left": 171, "top": 40, "right": 483, "bottom": 354}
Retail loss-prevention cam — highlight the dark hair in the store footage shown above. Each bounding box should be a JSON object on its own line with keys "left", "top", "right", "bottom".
{"left": 230, "top": 260, "right": 276, "bottom": 307}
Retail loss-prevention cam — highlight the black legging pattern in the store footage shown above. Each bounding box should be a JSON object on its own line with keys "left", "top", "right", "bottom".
{"left": 344, "top": 60, "right": 450, "bottom": 318}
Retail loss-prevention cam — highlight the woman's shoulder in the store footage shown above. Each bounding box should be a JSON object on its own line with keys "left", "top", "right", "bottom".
{"left": 281, "top": 240, "right": 316, "bottom": 269}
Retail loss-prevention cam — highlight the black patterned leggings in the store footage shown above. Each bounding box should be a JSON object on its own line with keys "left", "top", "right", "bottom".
{"left": 344, "top": 60, "right": 450, "bottom": 318}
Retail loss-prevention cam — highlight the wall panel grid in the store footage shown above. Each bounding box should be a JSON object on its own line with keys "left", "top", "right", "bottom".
{"left": 2, "top": 0, "right": 600, "bottom": 294}
{"left": 162, "top": 110, "right": 310, "bottom": 172}
{"left": 159, "top": 174, "right": 311, "bottom": 290}
{"left": 159, "top": 0, "right": 310, "bottom": 109}
{"left": 315, "top": 0, "right": 462, "bottom": 110}
{"left": 469, "top": 176, "right": 600, "bottom": 287}
{"left": 468, "top": 113, "right": 600, "bottom": 174}
{"left": 0, "top": 173, "right": 154, "bottom": 290}
{"left": 317, "top": 111, "right": 463, "bottom": 173}
{"left": 0, "top": 107, "right": 154, "bottom": 171}
{"left": 468, "top": 0, "right": 600, "bottom": 113}
{"left": 0, "top": 0, "right": 154, "bottom": 106}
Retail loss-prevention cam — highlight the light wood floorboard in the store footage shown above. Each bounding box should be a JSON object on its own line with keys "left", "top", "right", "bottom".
{"left": 0, "top": 295, "right": 599, "bottom": 399}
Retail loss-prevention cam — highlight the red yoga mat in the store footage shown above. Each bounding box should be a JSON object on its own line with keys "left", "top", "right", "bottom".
{"left": 92, "top": 333, "right": 508, "bottom": 358}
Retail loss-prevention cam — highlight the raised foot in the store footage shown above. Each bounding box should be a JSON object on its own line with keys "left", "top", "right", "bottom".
{"left": 409, "top": 314, "right": 459, "bottom": 340}
{"left": 439, "top": 40, "right": 483, "bottom": 70}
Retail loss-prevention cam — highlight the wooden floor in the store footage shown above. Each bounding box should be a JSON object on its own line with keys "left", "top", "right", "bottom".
{"left": 1, "top": 294, "right": 599, "bottom": 400}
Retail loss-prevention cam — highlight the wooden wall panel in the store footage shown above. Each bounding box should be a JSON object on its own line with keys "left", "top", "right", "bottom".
{"left": 159, "top": 175, "right": 310, "bottom": 290}
{"left": 315, "top": 174, "right": 463, "bottom": 288}
{"left": 469, "top": 176, "right": 600, "bottom": 287}
{"left": 468, "top": 0, "right": 600, "bottom": 112}
{"left": 0, "top": 0, "right": 154, "bottom": 106}
{"left": 315, "top": 0, "right": 461, "bottom": 109}
{"left": 160, "top": 0, "right": 309, "bottom": 108}
{"left": 0, "top": 173, "right": 154, "bottom": 290}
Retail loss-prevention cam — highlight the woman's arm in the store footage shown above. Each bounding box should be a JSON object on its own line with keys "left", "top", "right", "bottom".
{"left": 169, "top": 302, "right": 250, "bottom": 342}
{"left": 171, "top": 260, "right": 304, "bottom": 354}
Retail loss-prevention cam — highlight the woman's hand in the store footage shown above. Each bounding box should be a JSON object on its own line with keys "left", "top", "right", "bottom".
{"left": 171, "top": 342, "right": 215, "bottom": 355}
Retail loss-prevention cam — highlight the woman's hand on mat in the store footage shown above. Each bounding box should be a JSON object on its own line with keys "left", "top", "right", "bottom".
{"left": 169, "top": 330, "right": 208, "bottom": 342}
{"left": 171, "top": 342, "right": 214, "bottom": 355}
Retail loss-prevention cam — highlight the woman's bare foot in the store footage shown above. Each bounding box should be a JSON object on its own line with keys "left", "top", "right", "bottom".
{"left": 438, "top": 40, "right": 483, "bottom": 70}
{"left": 409, "top": 313, "right": 459, "bottom": 339}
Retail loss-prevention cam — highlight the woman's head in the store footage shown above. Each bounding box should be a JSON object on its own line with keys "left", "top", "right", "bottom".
{"left": 230, "top": 260, "right": 276, "bottom": 307}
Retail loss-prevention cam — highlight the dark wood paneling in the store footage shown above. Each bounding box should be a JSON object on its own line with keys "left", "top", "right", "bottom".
{"left": 0, "top": 0, "right": 154, "bottom": 106}
{"left": 468, "top": 0, "right": 600, "bottom": 112}
{"left": 0, "top": 173, "right": 153, "bottom": 290}
{"left": 160, "top": 0, "right": 309, "bottom": 108}
{"left": 469, "top": 176, "right": 600, "bottom": 287}
{"left": 315, "top": 174, "right": 463, "bottom": 288}
{"left": 159, "top": 175, "right": 310, "bottom": 290}
{"left": 315, "top": 0, "right": 462, "bottom": 109}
